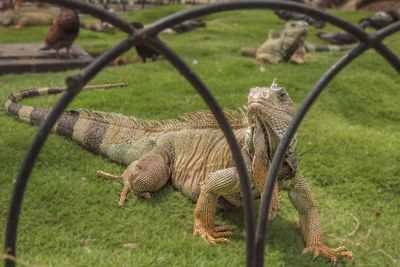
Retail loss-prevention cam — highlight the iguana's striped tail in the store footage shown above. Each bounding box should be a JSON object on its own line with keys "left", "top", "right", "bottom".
{"left": 5, "top": 83, "right": 128, "bottom": 126}
{"left": 5, "top": 83, "right": 248, "bottom": 165}
{"left": 4, "top": 83, "right": 131, "bottom": 158}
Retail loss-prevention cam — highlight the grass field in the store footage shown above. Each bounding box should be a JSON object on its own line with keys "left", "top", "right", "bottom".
{"left": 0, "top": 4, "right": 399, "bottom": 267}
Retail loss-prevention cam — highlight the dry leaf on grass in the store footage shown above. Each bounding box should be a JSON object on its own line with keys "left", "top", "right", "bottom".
{"left": 123, "top": 243, "right": 138, "bottom": 250}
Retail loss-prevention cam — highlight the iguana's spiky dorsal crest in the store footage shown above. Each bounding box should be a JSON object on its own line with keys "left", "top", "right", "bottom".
{"left": 77, "top": 107, "right": 248, "bottom": 133}
{"left": 271, "top": 78, "right": 278, "bottom": 89}
{"left": 180, "top": 108, "right": 248, "bottom": 129}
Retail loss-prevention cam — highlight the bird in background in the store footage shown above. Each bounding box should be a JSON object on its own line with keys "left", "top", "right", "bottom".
{"left": 39, "top": 8, "right": 80, "bottom": 59}
{"left": 130, "top": 21, "right": 159, "bottom": 63}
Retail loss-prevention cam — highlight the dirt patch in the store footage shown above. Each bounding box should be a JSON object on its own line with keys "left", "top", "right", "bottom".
{"left": 359, "top": 0, "right": 400, "bottom": 11}
{"left": 303, "top": 0, "right": 399, "bottom": 12}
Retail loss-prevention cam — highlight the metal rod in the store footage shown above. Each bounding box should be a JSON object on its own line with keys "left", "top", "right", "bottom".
{"left": 4, "top": 1, "right": 400, "bottom": 267}
{"left": 373, "top": 20, "right": 400, "bottom": 40}
{"left": 4, "top": 34, "right": 139, "bottom": 267}
{"left": 373, "top": 41, "right": 400, "bottom": 74}
{"left": 254, "top": 43, "right": 369, "bottom": 267}
{"left": 80, "top": 34, "right": 139, "bottom": 84}
{"left": 148, "top": 36, "right": 256, "bottom": 267}
{"left": 4, "top": 85, "right": 76, "bottom": 267}
{"left": 39, "top": 0, "right": 133, "bottom": 33}
{"left": 371, "top": 21, "right": 400, "bottom": 74}
{"left": 147, "top": 0, "right": 367, "bottom": 41}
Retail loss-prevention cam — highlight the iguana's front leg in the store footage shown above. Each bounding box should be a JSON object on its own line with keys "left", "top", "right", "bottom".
{"left": 193, "top": 167, "right": 240, "bottom": 244}
{"left": 288, "top": 170, "right": 353, "bottom": 265}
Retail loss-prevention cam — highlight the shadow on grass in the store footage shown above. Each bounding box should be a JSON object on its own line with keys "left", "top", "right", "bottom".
{"left": 83, "top": 177, "right": 347, "bottom": 266}
{"left": 219, "top": 204, "right": 336, "bottom": 266}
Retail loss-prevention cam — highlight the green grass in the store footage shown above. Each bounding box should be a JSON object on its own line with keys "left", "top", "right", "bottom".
{"left": 1, "top": 5, "right": 400, "bottom": 267}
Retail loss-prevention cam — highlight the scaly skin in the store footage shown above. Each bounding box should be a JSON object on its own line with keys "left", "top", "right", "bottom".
{"left": 256, "top": 21, "right": 308, "bottom": 65}
{"left": 5, "top": 80, "right": 353, "bottom": 265}
{"left": 0, "top": 9, "right": 56, "bottom": 28}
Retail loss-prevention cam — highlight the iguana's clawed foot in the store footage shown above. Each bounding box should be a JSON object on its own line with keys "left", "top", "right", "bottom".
{"left": 302, "top": 243, "right": 353, "bottom": 266}
{"left": 269, "top": 205, "right": 280, "bottom": 219}
{"left": 193, "top": 223, "right": 233, "bottom": 245}
{"left": 137, "top": 191, "right": 151, "bottom": 199}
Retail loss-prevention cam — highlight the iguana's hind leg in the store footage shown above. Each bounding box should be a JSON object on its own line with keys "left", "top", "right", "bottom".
{"left": 97, "top": 170, "right": 129, "bottom": 206}
{"left": 98, "top": 147, "right": 172, "bottom": 206}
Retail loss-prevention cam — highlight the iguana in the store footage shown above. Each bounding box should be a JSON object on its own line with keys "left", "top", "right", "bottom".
{"left": 256, "top": 21, "right": 308, "bottom": 65}
{"left": 240, "top": 43, "right": 354, "bottom": 57}
{"left": 241, "top": 21, "right": 354, "bottom": 64}
{"left": 5, "top": 80, "right": 353, "bottom": 265}
{"left": 0, "top": 9, "right": 56, "bottom": 28}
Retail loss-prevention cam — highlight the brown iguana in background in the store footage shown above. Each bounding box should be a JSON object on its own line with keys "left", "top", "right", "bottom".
{"left": 240, "top": 20, "right": 354, "bottom": 63}
{"left": 256, "top": 21, "right": 309, "bottom": 65}
{"left": 0, "top": 9, "right": 55, "bottom": 28}
{"left": 5, "top": 80, "right": 353, "bottom": 265}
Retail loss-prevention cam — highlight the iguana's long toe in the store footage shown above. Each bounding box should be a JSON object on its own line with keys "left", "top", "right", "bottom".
{"left": 193, "top": 224, "right": 232, "bottom": 245}
{"left": 302, "top": 243, "right": 353, "bottom": 265}
{"left": 118, "top": 183, "right": 130, "bottom": 207}
{"left": 137, "top": 191, "right": 151, "bottom": 199}
{"left": 212, "top": 229, "right": 233, "bottom": 238}
{"left": 214, "top": 226, "right": 231, "bottom": 233}
{"left": 206, "top": 235, "right": 230, "bottom": 245}
{"left": 194, "top": 230, "right": 230, "bottom": 245}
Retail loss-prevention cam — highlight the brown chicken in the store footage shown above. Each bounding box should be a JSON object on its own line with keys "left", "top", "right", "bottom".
{"left": 39, "top": 8, "right": 79, "bottom": 59}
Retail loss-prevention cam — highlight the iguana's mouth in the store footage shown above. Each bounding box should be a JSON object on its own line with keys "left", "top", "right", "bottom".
{"left": 248, "top": 101, "right": 288, "bottom": 114}
{"left": 248, "top": 101, "right": 293, "bottom": 143}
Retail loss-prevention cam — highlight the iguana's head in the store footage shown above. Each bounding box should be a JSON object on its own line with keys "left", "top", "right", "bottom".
{"left": 0, "top": 10, "right": 18, "bottom": 26}
{"left": 284, "top": 20, "right": 308, "bottom": 33}
{"left": 247, "top": 79, "right": 295, "bottom": 141}
{"left": 281, "top": 21, "right": 308, "bottom": 60}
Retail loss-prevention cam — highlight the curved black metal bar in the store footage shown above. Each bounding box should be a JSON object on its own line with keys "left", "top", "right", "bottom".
{"left": 4, "top": 34, "right": 140, "bottom": 267}
{"left": 255, "top": 20, "right": 400, "bottom": 267}
{"left": 147, "top": 0, "right": 368, "bottom": 41}
{"left": 373, "top": 41, "right": 400, "bottom": 74}
{"left": 254, "top": 43, "right": 369, "bottom": 266}
{"left": 370, "top": 21, "right": 400, "bottom": 73}
{"left": 148, "top": 36, "right": 256, "bottom": 266}
{"left": 80, "top": 33, "right": 140, "bottom": 84}
{"left": 4, "top": 1, "right": 400, "bottom": 267}
{"left": 4, "top": 2, "right": 256, "bottom": 266}
{"left": 3, "top": 86, "right": 76, "bottom": 267}
{"left": 374, "top": 20, "right": 400, "bottom": 40}
{"left": 43, "top": 0, "right": 133, "bottom": 33}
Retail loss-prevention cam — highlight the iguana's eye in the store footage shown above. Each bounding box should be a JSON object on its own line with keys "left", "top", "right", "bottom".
{"left": 278, "top": 92, "right": 286, "bottom": 100}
